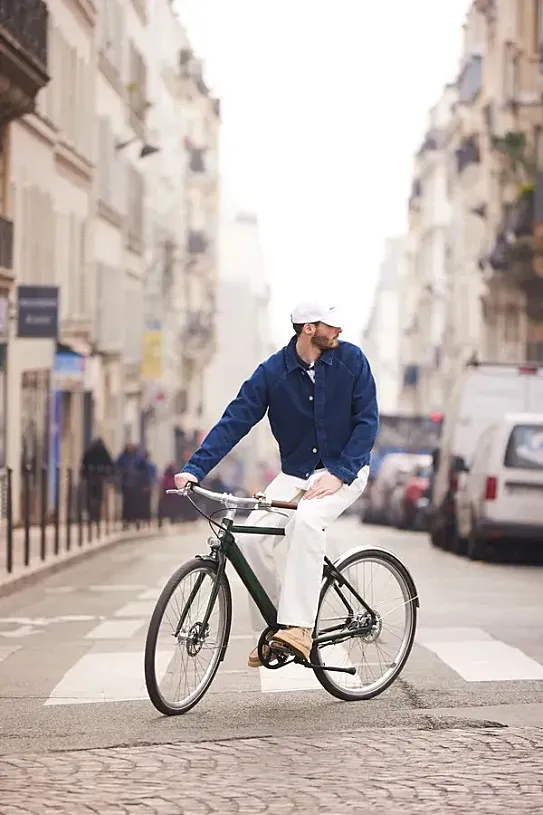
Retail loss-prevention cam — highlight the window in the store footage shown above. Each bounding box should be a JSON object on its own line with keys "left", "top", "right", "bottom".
{"left": 503, "top": 42, "right": 518, "bottom": 103}
{"left": 20, "top": 370, "right": 50, "bottom": 476}
{"left": 504, "top": 424, "right": 543, "bottom": 470}
{"left": 535, "top": 126, "right": 543, "bottom": 170}
{"left": 535, "top": 0, "right": 543, "bottom": 53}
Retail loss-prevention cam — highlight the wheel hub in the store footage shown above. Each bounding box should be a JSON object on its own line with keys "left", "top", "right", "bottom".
{"left": 348, "top": 611, "right": 382, "bottom": 642}
{"left": 185, "top": 622, "right": 208, "bottom": 656}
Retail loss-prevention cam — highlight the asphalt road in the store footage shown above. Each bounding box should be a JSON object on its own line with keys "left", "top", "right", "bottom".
{"left": 1, "top": 515, "right": 542, "bottom": 813}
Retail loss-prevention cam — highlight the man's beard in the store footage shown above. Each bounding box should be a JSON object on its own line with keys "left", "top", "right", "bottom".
{"left": 311, "top": 333, "right": 339, "bottom": 350}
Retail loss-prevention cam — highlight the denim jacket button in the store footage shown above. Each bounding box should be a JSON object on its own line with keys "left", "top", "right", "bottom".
{"left": 312, "top": 448, "right": 317, "bottom": 453}
{"left": 309, "top": 395, "right": 313, "bottom": 401}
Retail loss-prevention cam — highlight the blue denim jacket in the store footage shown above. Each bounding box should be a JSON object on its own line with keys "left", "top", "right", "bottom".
{"left": 183, "top": 337, "right": 379, "bottom": 486}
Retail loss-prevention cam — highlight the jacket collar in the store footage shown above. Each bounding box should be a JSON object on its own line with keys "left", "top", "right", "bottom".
{"left": 284, "top": 336, "right": 335, "bottom": 372}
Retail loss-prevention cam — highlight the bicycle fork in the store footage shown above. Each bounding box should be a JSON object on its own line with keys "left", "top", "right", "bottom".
{"left": 173, "top": 555, "right": 228, "bottom": 661}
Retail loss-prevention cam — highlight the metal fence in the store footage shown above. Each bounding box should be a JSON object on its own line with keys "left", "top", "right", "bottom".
{"left": 0, "top": 466, "right": 189, "bottom": 577}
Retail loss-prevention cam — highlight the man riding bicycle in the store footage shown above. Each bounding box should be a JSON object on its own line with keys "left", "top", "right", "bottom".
{"left": 175, "top": 301, "right": 379, "bottom": 666}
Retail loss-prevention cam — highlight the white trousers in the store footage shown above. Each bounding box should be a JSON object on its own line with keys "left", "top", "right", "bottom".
{"left": 237, "top": 467, "right": 369, "bottom": 632}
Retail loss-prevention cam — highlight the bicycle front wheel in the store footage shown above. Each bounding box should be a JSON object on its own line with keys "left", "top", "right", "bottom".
{"left": 312, "top": 548, "right": 418, "bottom": 701}
{"left": 144, "top": 557, "right": 232, "bottom": 715}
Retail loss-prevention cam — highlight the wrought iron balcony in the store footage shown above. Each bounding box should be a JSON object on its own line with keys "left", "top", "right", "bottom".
{"left": 0, "top": 0, "right": 49, "bottom": 123}
{"left": 0, "top": 214, "right": 13, "bottom": 270}
{"left": 455, "top": 135, "right": 480, "bottom": 174}
{"left": 487, "top": 232, "right": 509, "bottom": 273}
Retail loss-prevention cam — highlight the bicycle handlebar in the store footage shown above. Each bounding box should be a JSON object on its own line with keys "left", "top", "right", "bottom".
{"left": 165, "top": 483, "right": 299, "bottom": 511}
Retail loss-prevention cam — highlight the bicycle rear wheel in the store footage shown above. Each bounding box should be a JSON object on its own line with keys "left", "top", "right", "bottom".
{"left": 144, "top": 557, "right": 232, "bottom": 715}
{"left": 312, "top": 548, "right": 418, "bottom": 701}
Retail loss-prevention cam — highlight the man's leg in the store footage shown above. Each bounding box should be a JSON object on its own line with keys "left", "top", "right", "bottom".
{"left": 236, "top": 472, "right": 305, "bottom": 666}
{"left": 273, "top": 467, "right": 369, "bottom": 660}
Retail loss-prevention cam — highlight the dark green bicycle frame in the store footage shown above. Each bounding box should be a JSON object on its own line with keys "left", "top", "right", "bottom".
{"left": 195, "top": 517, "right": 378, "bottom": 651}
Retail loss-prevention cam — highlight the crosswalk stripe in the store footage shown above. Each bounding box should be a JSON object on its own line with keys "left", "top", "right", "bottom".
{"left": 114, "top": 601, "right": 156, "bottom": 618}
{"left": 44, "top": 651, "right": 172, "bottom": 706}
{"left": 417, "top": 627, "right": 543, "bottom": 682}
{"left": 85, "top": 620, "right": 144, "bottom": 640}
{"left": 23, "top": 624, "right": 543, "bottom": 707}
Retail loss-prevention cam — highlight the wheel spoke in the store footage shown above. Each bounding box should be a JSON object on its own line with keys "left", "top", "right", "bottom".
{"left": 144, "top": 560, "right": 230, "bottom": 715}
{"left": 313, "top": 551, "right": 417, "bottom": 700}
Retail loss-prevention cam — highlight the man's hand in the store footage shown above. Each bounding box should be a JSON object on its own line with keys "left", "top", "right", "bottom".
{"left": 174, "top": 472, "right": 198, "bottom": 491}
{"left": 304, "top": 472, "right": 343, "bottom": 500}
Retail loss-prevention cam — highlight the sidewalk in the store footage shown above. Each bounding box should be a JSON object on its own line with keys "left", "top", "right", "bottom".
{"left": 0, "top": 518, "right": 193, "bottom": 597}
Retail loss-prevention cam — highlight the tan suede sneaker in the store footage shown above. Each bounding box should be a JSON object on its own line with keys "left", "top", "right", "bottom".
{"left": 271, "top": 627, "right": 313, "bottom": 662}
{"left": 248, "top": 642, "right": 270, "bottom": 668}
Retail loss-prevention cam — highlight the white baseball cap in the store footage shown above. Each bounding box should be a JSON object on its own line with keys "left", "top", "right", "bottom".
{"left": 290, "top": 301, "right": 343, "bottom": 329}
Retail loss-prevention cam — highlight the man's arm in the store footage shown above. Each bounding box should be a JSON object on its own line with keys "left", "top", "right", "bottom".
{"left": 182, "top": 364, "right": 269, "bottom": 482}
{"left": 327, "top": 351, "right": 379, "bottom": 485}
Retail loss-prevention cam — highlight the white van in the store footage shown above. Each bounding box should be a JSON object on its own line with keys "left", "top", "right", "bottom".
{"left": 430, "top": 361, "right": 543, "bottom": 550}
{"left": 456, "top": 413, "right": 543, "bottom": 559}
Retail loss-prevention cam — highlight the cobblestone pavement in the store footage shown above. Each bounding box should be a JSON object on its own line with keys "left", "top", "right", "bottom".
{"left": 2, "top": 725, "right": 543, "bottom": 815}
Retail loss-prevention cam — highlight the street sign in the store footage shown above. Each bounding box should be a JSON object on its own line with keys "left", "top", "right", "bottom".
{"left": 16, "top": 285, "right": 59, "bottom": 339}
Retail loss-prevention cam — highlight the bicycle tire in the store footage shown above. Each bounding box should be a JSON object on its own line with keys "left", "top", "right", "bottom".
{"left": 312, "top": 547, "right": 418, "bottom": 702}
{"left": 144, "top": 557, "right": 232, "bottom": 716}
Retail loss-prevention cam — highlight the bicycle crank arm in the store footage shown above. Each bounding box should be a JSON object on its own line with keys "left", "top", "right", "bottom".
{"left": 294, "top": 658, "right": 356, "bottom": 675}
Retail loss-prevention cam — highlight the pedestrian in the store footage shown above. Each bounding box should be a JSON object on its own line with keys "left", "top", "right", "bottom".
{"left": 174, "top": 302, "right": 379, "bottom": 666}
{"left": 141, "top": 450, "right": 157, "bottom": 524}
{"left": 159, "top": 462, "right": 181, "bottom": 523}
{"left": 80, "top": 437, "right": 114, "bottom": 523}
{"left": 116, "top": 442, "right": 147, "bottom": 528}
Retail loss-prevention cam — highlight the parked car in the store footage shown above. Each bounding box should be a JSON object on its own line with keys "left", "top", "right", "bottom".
{"left": 455, "top": 412, "right": 543, "bottom": 559}
{"left": 361, "top": 452, "right": 420, "bottom": 526}
{"left": 390, "top": 455, "right": 433, "bottom": 530}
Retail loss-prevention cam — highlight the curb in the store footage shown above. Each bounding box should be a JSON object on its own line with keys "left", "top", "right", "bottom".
{"left": 0, "top": 522, "right": 203, "bottom": 599}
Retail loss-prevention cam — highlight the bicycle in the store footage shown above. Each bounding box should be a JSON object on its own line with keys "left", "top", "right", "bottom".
{"left": 144, "top": 483, "right": 420, "bottom": 716}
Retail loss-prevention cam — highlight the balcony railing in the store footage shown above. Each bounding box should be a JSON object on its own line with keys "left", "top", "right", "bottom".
{"left": 456, "top": 136, "right": 480, "bottom": 174}
{"left": 0, "top": 0, "right": 49, "bottom": 122}
{"left": 0, "top": 215, "right": 13, "bottom": 270}
{"left": 0, "top": 0, "right": 48, "bottom": 68}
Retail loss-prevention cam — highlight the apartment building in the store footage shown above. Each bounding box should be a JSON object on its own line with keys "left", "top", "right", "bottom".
{"left": 175, "top": 47, "right": 221, "bottom": 462}
{"left": 93, "top": 0, "right": 154, "bottom": 456}
{"left": 0, "top": 0, "right": 50, "bottom": 475}
{"left": 398, "top": 0, "right": 543, "bottom": 413}
{"left": 3, "top": 0, "right": 96, "bottom": 515}
{"left": 399, "top": 85, "right": 458, "bottom": 414}
{"left": 362, "top": 237, "right": 406, "bottom": 414}
{"left": 203, "top": 211, "right": 278, "bottom": 491}
{"left": 138, "top": 0, "right": 191, "bottom": 471}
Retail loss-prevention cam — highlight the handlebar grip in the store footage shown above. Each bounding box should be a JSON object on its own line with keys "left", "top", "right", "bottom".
{"left": 269, "top": 499, "right": 298, "bottom": 511}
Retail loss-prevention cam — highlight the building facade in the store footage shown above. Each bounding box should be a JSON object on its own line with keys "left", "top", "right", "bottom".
{"left": 175, "top": 47, "right": 221, "bottom": 465}
{"left": 4, "top": 0, "right": 96, "bottom": 517}
{"left": 397, "top": 0, "right": 543, "bottom": 415}
{"left": 0, "top": 0, "right": 220, "bottom": 519}
{"left": 203, "top": 211, "right": 278, "bottom": 490}
{"left": 362, "top": 237, "right": 406, "bottom": 415}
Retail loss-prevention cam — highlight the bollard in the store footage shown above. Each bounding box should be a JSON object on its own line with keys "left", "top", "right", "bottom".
{"left": 23, "top": 466, "right": 30, "bottom": 568}
{"left": 40, "top": 467, "right": 47, "bottom": 561}
{"left": 54, "top": 466, "right": 60, "bottom": 556}
{"left": 66, "top": 468, "right": 73, "bottom": 552}
{"left": 77, "top": 480, "right": 83, "bottom": 547}
{"left": 6, "top": 468, "right": 13, "bottom": 573}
